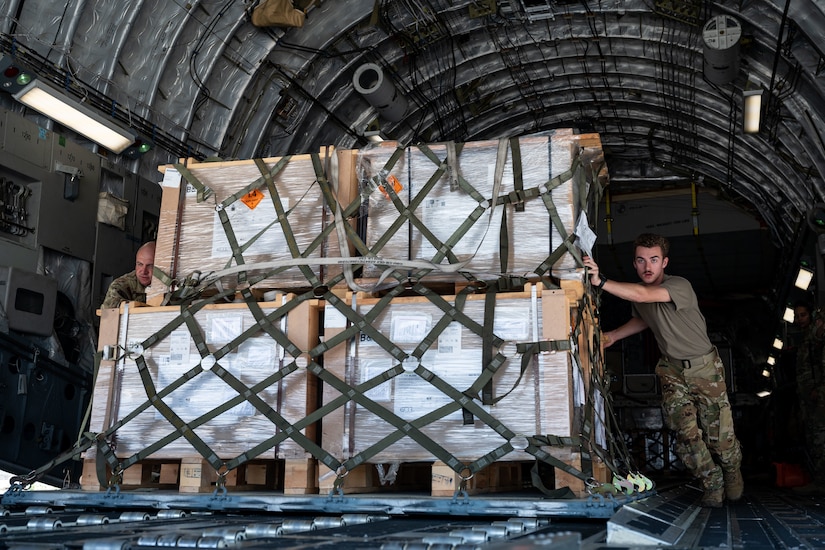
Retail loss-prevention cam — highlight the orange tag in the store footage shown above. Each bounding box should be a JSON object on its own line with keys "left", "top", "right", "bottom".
{"left": 240, "top": 189, "right": 265, "bottom": 209}
{"left": 379, "top": 174, "right": 403, "bottom": 199}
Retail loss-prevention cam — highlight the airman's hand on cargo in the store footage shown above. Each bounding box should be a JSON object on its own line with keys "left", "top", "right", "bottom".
{"left": 602, "top": 330, "right": 615, "bottom": 348}
{"left": 582, "top": 255, "right": 601, "bottom": 288}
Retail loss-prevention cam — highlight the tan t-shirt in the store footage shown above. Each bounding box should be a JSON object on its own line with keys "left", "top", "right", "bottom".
{"left": 631, "top": 275, "right": 713, "bottom": 360}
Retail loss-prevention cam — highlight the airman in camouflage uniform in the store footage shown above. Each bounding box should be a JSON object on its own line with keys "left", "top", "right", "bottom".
{"left": 101, "top": 241, "right": 156, "bottom": 309}
{"left": 583, "top": 233, "right": 743, "bottom": 508}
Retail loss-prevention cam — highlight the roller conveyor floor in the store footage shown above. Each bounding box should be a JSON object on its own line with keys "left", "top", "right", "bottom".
{"left": 3, "top": 476, "right": 825, "bottom": 549}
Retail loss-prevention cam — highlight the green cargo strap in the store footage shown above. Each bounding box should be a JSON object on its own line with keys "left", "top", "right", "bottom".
{"left": 308, "top": 283, "right": 520, "bottom": 483}
{"left": 534, "top": 233, "right": 577, "bottom": 277}
{"left": 255, "top": 157, "right": 321, "bottom": 287}
{"left": 313, "top": 359, "right": 473, "bottom": 480}
{"left": 499, "top": 206, "right": 509, "bottom": 274}
{"left": 376, "top": 145, "right": 467, "bottom": 271}
{"left": 531, "top": 462, "right": 576, "bottom": 499}
{"left": 213, "top": 157, "right": 274, "bottom": 284}
{"left": 314, "top": 154, "right": 366, "bottom": 290}
{"left": 174, "top": 163, "right": 213, "bottom": 203}
{"left": 152, "top": 265, "right": 175, "bottom": 289}
{"left": 482, "top": 290, "right": 496, "bottom": 405}
{"left": 576, "top": 291, "right": 630, "bottom": 480}
{"left": 463, "top": 289, "right": 497, "bottom": 425}
{"left": 525, "top": 438, "right": 590, "bottom": 484}
{"left": 509, "top": 137, "right": 525, "bottom": 213}
{"left": 529, "top": 154, "right": 583, "bottom": 277}
{"left": 124, "top": 290, "right": 334, "bottom": 478}
{"left": 96, "top": 433, "right": 121, "bottom": 488}
{"left": 446, "top": 140, "right": 460, "bottom": 191}
{"left": 416, "top": 142, "right": 481, "bottom": 202}
{"left": 361, "top": 145, "right": 408, "bottom": 259}
{"left": 111, "top": 292, "right": 251, "bottom": 469}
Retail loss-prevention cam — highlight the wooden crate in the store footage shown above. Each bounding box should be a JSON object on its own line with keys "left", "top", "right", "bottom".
{"left": 320, "top": 283, "right": 601, "bottom": 497}
{"left": 87, "top": 295, "right": 321, "bottom": 493}
{"left": 149, "top": 148, "right": 359, "bottom": 304}
{"left": 318, "top": 460, "right": 526, "bottom": 497}
{"left": 356, "top": 131, "right": 603, "bottom": 284}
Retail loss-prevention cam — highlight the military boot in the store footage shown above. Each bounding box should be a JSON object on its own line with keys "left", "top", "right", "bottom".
{"left": 700, "top": 487, "right": 724, "bottom": 508}
{"left": 700, "top": 469, "right": 725, "bottom": 508}
{"left": 723, "top": 468, "right": 744, "bottom": 501}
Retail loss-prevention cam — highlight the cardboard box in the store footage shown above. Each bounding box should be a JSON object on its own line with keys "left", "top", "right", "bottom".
{"left": 320, "top": 285, "right": 582, "bottom": 464}
{"left": 89, "top": 296, "right": 319, "bottom": 460}
{"left": 150, "top": 149, "right": 358, "bottom": 302}
{"left": 356, "top": 131, "right": 605, "bottom": 284}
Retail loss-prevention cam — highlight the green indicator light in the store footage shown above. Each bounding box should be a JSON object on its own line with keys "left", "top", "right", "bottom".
{"left": 16, "top": 73, "right": 31, "bottom": 85}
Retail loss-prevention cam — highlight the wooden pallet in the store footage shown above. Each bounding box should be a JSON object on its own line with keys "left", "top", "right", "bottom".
{"left": 316, "top": 452, "right": 608, "bottom": 498}
{"left": 80, "top": 456, "right": 318, "bottom": 495}
{"left": 317, "top": 460, "right": 526, "bottom": 497}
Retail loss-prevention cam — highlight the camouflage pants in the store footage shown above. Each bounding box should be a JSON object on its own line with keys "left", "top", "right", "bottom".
{"left": 656, "top": 351, "right": 742, "bottom": 491}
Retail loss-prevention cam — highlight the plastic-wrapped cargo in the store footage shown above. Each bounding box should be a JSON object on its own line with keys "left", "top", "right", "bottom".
{"left": 149, "top": 150, "right": 357, "bottom": 303}
{"left": 89, "top": 298, "right": 319, "bottom": 460}
{"left": 356, "top": 130, "right": 604, "bottom": 284}
{"left": 321, "top": 286, "right": 585, "bottom": 464}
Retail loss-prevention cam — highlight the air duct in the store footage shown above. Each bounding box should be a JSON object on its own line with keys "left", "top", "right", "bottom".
{"left": 702, "top": 15, "right": 742, "bottom": 85}
{"left": 353, "top": 63, "right": 408, "bottom": 122}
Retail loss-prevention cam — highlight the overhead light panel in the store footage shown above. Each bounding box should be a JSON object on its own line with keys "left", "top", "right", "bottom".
{"left": 762, "top": 368, "right": 771, "bottom": 378}
{"left": 767, "top": 356, "right": 776, "bottom": 366}
{"left": 795, "top": 264, "right": 814, "bottom": 290}
{"left": 772, "top": 336, "right": 783, "bottom": 350}
{"left": 756, "top": 390, "right": 772, "bottom": 398}
{"left": 13, "top": 80, "right": 135, "bottom": 153}
{"left": 783, "top": 305, "right": 795, "bottom": 323}
{"left": 743, "top": 88, "right": 763, "bottom": 134}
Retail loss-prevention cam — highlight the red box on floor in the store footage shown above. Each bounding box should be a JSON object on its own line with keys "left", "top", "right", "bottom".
{"left": 773, "top": 462, "right": 810, "bottom": 487}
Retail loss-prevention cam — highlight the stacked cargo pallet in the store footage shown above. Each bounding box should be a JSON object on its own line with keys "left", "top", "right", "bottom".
{"left": 85, "top": 131, "right": 613, "bottom": 497}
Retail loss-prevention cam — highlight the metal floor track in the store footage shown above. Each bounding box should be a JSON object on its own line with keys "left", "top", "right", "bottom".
{"left": 2, "top": 484, "right": 825, "bottom": 548}
{"left": 586, "top": 483, "right": 825, "bottom": 549}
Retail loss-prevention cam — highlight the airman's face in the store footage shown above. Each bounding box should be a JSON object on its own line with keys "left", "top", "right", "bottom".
{"left": 633, "top": 245, "right": 668, "bottom": 286}
{"left": 135, "top": 249, "right": 154, "bottom": 286}
{"left": 795, "top": 307, "right": 812, "bottom": 329}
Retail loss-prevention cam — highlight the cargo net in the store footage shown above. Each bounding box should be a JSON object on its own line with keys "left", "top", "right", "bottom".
{"left": 10, "top": 135, "right": 652, "bottom": 498}
{"left": 152, "top": 132, "right": 607, "bottom": 302}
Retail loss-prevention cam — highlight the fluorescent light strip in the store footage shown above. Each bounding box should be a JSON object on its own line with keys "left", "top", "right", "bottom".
{"left": 795, "top": 266, "right": 814, "bottom": 290}
{"left": 743, "top": 89, "right": 762, "bottom": 134}
{"left": 13, "top": 80, "right": 135, "bottom": 153}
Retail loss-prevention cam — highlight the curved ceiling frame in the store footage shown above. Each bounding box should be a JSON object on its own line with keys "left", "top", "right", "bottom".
{"left": 0, "top": 0, "right": 823, "bottom": 252}
{"left": 233, "top": 11, "right": 812, "bottom": 242}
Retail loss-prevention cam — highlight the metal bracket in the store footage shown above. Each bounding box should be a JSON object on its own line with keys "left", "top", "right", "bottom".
{"left": 54, "top": 162, "right": 82, "bottom": 178}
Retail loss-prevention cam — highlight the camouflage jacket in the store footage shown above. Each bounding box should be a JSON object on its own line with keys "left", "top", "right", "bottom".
{"left": 797, "top": 324, "right": 825, "bottom": 388}
{"left": 101, "top": 271, "right": 147, "bottom": 309}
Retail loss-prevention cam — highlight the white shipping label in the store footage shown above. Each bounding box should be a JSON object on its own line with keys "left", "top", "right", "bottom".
{"left": 574, "top": 211, "right": 597, "bottom": 257}
{"left": 324, "top": 304, "right": 348, "bottom": 329}
{"left": 210, "top": 199, "right": 289, "bottom": 258}
{"left": 493, "top": 305, "right": 531, "bottom": 341}
{"left": 242, "top": 339, "right": 277, "bottom": 370}
{"left": 437, "top": 322, "right": 462, "bottom": 355}
{"left": 169, "top": 331, "right": 191, "bottom": 364}
{"left": 392, "top": 350, "right": 483, "bottom": 421}
{"left": 360, "top": 359, "right": 393, "bottom": 401}
{"left": 390, "top": 313, "right": 432, "bottom": 343}
{"left": 161, "top": 167, "right": 182, "bottom": 188}
{"left": 208, "top": 314, "right": 244, "bottom": 347}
